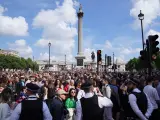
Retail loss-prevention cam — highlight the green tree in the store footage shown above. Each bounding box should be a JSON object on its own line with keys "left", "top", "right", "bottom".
{"left": 26, "top": 58, "right": 33, "bottom": 69}
{"left": 0, "top": 55, "right": 39, "bottom": 71}
{"left": 154, "top": 54, "right": 160, "bottom": 69}
{"left": 126, "top": 57, "right": 139, "bottom": 71}
{"left": 20, "top": 57, "right": 27, "bottom": 69}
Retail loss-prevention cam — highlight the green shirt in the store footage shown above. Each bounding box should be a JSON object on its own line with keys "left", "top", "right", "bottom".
{"left": 65, "top": 98, "right": 76, "bottom": 108}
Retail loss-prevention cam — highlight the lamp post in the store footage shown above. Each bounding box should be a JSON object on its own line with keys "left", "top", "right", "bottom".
{"left": 138, "top": 10, "right": 145, "bottom": 50}
{"left": 48, "top": 42, "right": 51, "bottom": 68}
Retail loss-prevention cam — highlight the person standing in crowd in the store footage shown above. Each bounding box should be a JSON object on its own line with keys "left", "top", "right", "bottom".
{"left": 110, "top": 78, "right": 120, "bottom": 120}
{"left": 68, "top": 80, "right": 75, "bottom": 91}
{"left": 16, "top": 86, "right": 27, "bottom": 103}
{"left": 143, "top": 77, "right": 160, "bottom": 120}
{"left": 51, "top": 89, "right": 68, "bottom": 120}
{"left": 65, "top": 88, "right": 77, "bottom": 120}
{"left": 102, "top": 76, "right": 111, "bottom": 99}
{"left": 102, "top": 76, "right": 113, "bottom": 120}
{"left": 76, "top": 80, "right": 113, "bottom": 120}
{"left": 153, "top": 76, "right": 160, "bottom": 98}
{"left": 7, "top": 80, "right": 13, "bottom": 91}
{"left": 0, "top": 88, "right": 12, "bottom": 120}
{"left": 45, "top": 80, "right": 55, "bottom": 114}
{"left": 127, "top": 79, "right": 153, "bottom": 120}
{"left": 11, "top": 83, "right": 52, "bottom": 120}
{"left": 93, "top": 80, "right": 102, "bottom": 96}
{"left": 43, "top": 81, "right": 48, "bottom": 100}
{"left": 54, "top": 79, "right": 64, "bottom": 91}
{"left": 0, "top": 86, "right": 4, "bottom": 93}
{"left": 15, "top": 76, "right": 25, "bottom": 95}
{"left": 76, "top": 81, "right": 85, "bottom": 100}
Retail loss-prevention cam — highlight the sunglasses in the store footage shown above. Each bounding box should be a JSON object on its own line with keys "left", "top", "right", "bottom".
{"left": 71, "top": 91, "right": 76, "bottom": 93}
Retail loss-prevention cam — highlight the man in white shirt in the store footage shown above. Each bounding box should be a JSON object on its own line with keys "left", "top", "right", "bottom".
{"left": 102, "top": 76, "right": 111, "bottom": 99}
{"left": 76, "top": 80, "right": 113, "bottom": 120}
{"left": 11, "top": 83, "right": 52, "bottom": 120}
{"left": 143, "top": 76, "right": 160, "bottom": 120}
{"left": 127, "top": 79, "right": 153, "bottom": 120}
{"left": 101, "top": 76, "right": 113, "bottom": 120}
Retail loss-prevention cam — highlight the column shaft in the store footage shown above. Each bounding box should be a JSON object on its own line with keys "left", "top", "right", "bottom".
{"left": 78, "top": 17, "right": 83, "bottom": 55}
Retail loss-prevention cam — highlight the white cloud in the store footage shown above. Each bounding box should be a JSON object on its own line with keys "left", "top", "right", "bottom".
{"left": 0, "top": 5, "right": 7, "bottom": 14}
{"left": 0, "top": 5, "right": 28, "bottom": 36}
{"left": 120, "top": 47, "right": 141, "bottom": 55}
{"left": 147, "top": 29, "right": 160, "bottom": 42}
{"left": 130, "top": 0, "right": 160, "bottom": 29}
{"left": 39, "top": 52, "right": 56, "bottom": 60}
{"left": 33, "top": 0, "right": 78, "bottom": 60}
{"left": 93, "top": 38, "right": 141, "bottom": 62}
{"left": 8, "top": 39, "right": 33, "bottom": 58}
{"left": 105, "top": 40, "right": 112, "bottom": 49}
{"left": 39, "top": 52, "right": 74, "bottom": 62}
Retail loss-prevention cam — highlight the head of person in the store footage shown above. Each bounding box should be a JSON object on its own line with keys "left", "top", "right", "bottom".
{"left": 127, "top": 79, "right": 140, "bottom": 92}
{"left": 55, "top": 79, "right": 61, "bottom": 86}
{"left": 76, "top": 81, "right": 82, "bottom": 89}
{"left": 93, "top": 80, "right": 97, "bottom": 87}
{"left": 110, "top": 78, "right": 116, "bottom": 85}
{"left": 81, "top": 80, "right": 94, "bottom": 93}
{"left": 20, "top": 76, "right": 25, "bottom": 81}
{"left": 102, "top": 76, "right": 110, "bottom": 85}
{"left": 70, "top": 80, "right": 74, "bottom": 86}
{"left": 7, "top": 80, "right": 13, "bottom": 87}
{"left": 57, "top": 89, "right": 68, "bottom": 101}
{"left": 0, "top": 87, "right": 12, "bottom": 103}
{"left": 21, "top": 86, "right": 26, "bottom": 92}
{"left": 146, "top": 76, "right": 154, "bottom": 85}
{"left": 153, "top": 76, "right": 160, "bottom": 87}
{"left": 68, "top": 88, "right": 76, "bottom": 99}
{"left": 26, "top": 83, "right": 40, "bottom": 96}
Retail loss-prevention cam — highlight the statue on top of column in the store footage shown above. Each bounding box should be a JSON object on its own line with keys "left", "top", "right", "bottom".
{"left": 79, "top": 4, "right": 83, "bottom": 12}
{"left": 91, "top": 52, "right": 95, "bottom": 62}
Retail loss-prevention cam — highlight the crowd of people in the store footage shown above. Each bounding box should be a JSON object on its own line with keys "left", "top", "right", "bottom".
{"left": 0, "top": 70, "right": 160, "bottom": 120}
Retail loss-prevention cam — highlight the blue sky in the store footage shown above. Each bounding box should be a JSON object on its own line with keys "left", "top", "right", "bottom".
{"left": 0, "top": 0, "right": 160, "bottom": 63}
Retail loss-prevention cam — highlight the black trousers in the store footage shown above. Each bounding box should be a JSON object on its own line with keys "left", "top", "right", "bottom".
{"left": 149, "top": 109, "right": 160, "bottom": 120}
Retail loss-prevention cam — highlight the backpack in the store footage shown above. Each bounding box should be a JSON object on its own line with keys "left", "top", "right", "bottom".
{"left": 45, "top": 99, "right": 53, "bottom": 114}
{"left": 131, "top": 92, "right": 148, "bottom": 115}
{"left": 110, "top": 86, "right": 120, "bottom": 107}
{"left": 48, "top": 87, "right": 56, "bottom": 99}
{"left": 38, "top": 86, "right": 45, "bottom": 100}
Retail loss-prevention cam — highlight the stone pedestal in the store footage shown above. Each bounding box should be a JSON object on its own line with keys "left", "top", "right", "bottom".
{"left": 75, "top": 55, "right": 85, "bottom": 68}
{"left": 90, "top": 61, "right": 96, "bottom": 72}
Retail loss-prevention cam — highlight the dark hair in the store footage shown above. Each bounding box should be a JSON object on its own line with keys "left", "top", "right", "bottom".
{"left": 146, "top": 76, "right": 153, "bottom": 84}
{"left": 0, "top": 87, "right": 12, "bottom": 103}
{"left": 54, "top": 79, "right": 62, "bottom": 88}
{"left": 68, "top": 88, "right": 77, "bottom": 101}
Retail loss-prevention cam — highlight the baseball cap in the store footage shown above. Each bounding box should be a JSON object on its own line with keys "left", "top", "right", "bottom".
{"left": 57, "top": 89, "right": 68, "bottom": 95}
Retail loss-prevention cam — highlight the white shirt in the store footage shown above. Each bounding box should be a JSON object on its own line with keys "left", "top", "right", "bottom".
{"left": 10, "top": 95, "right": 52, "bottom": 120}
{"left": 77, "top": 90, "right": 85, "bottom": 100}
{"left": 0, "top": 103, "right": 11, "bottom": 120}
{"left": 102, "top": 84, "right": 111, "bottom": 99}
{"left": 25, "top": 80, "right": 31, "bottom": 86}
{"left": 129, "top": 88, "right": 153, "bottom": 120}
{"left": 143, "top": 85, "right": 160, "bottom": 109}
{"left": 76, "top": 92, "right": 113, "bottom": 120}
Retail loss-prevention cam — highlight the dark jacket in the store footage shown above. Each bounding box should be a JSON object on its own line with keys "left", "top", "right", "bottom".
{"left": 51, "top": 97, "right": 68, "bottom": 120}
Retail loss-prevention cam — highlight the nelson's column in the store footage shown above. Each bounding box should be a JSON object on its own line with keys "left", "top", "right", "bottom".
{"left": 75, "top": 4, "right": 85, "bottom": 67}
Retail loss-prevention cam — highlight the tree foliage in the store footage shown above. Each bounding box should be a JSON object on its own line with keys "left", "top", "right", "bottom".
{"left": 0, "top": 55, "right": 39, "bottom": 71}
{"left": 126, "top": 54, "right": 160, "bottom": 71}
